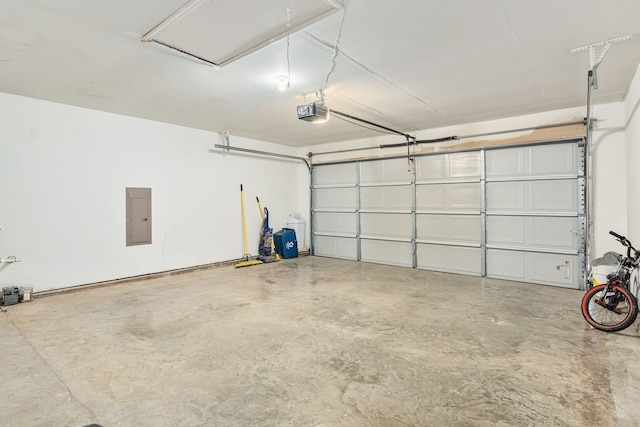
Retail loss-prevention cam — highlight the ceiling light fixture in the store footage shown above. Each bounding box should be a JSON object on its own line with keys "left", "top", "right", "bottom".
{"left": 276, "top": 75, "right": 289, "bottom": 92}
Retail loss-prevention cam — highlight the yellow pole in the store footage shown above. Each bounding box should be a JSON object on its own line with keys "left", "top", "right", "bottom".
{"left": 257, "top": 197, "right": 266, "bottom": 221}
{"left": 240, "top": 184, "right": 250, "bottom": 257}
{"left": 235, "top": 184, "right": 263, "bottom": 267}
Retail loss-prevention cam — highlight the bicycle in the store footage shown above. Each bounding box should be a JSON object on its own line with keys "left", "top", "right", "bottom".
{"left": 581, "top": 231, "right": 639, "bottom": 332}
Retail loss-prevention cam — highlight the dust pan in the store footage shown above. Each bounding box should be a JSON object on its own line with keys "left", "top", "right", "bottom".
{"left": 234, "top": 184, "right": 263, "bottom": 268}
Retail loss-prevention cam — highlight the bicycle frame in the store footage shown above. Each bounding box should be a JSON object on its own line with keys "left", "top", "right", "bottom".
{"left": 582, "top": 231, "right": 640, "bottom": 331}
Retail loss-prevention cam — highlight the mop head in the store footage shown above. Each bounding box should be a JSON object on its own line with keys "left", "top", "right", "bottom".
{"left": 234, "top": 256, "right": 263, "bottom": 268}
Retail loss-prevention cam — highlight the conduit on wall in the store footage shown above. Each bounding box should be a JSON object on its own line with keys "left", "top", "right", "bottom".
{"left": 212, "top": 144, "right": 310, "bottom": 170}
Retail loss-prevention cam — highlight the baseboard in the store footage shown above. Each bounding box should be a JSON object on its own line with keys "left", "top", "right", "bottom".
{"left": 36, "top": 250, "right": 311, "bottom": 298}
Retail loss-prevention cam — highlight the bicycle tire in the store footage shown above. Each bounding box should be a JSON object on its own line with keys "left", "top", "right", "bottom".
{"left": 581, "top": 284, "right": 638, "bottom": 332}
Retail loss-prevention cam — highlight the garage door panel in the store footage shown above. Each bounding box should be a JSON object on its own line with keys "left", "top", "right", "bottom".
{"left": 416, "top": 155, "right": 446, "bottom": 180}
{"left": 416, "top": 152, "right": 481, "bottom": 181}
{"left": 487, "top": 180, "right": 577, "bottom": 213}
{"left": 530, "top": 180, "right": 577, "bottom": 212}
{"left": 487, "top": 216, "right": 579, "bottom": 250}
{"left": 486, "top": 182, "right": 526, "bottom": 210}
{"left": 361, "top": 239, "right": 413, "bottom": 267}
{"left": 417, "top": 244, "right": 481, "bottom": 275}
{"left": 361, "top": 213, "right": 412, "bottom": 240}
{"left": 417, "top": 243, "right": 445, "bottom": 267}
{"left": 417, "top": 214, "right": 480, "bottom": 243}
{"left": 314, "top": 212, "right": 357, "bottom": 235}
{"left": 314, "top": 236, "right": 357, "bottom": 260}
{"left": 486, "top": 144, "right": 577, "bottom": 178}
{"left": 416, "top": 183, "right": 481, "bottom": 211}
{"left": 313, "top": 163, "right": 358, "bottom": 186}
{"left": 529, "top": 144, "right": 577, "bottom": 176}
{"left": 486, "top": 250, "right": 526, "bottom": 280}
{"left": 486, "top": 149, "right": 525, "bottom": 177}
{"left": 486, "top": 216, "right": 525, "bottom": 245}
{"left": 487, "top": 249, "right": 579, "bottom": 288}
{"left": 361, "top": 158, "right": 412, "bottom": 184}
{"left": 313, "top": 187, "right": 357, "bottom": 211}
{"left": 361, "top": 185, "right": 412, "bottom": 211}
{"left": 530, "top": 254, "right": 578, "bottom": 288}
{"left": 450, "top": 184, "right": 481, "bottom": 209}
{"left": 416, "top": 185, "right": 445, "bottom": 209}
{"left": 449, "top": 152, "right": 482, "bottom": 178}
{"left": 530, "top": 217, "right": 578, "bottom": 249}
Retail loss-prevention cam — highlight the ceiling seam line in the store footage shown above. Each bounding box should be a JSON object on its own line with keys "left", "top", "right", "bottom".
{"left": 300, "top": 30, "right": 448, "bottom": 117}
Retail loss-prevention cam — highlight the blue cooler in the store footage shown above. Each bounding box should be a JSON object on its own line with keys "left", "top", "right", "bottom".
{"left": 274, "top": 228, "right": 298, "bottom": 259}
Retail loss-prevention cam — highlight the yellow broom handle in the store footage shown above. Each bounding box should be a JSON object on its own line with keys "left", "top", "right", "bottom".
{"left": 256, "top": 197, "right": 266, "bottom": 220}
{"left": 240, "top": 184, "right": 250, "bottom": 255}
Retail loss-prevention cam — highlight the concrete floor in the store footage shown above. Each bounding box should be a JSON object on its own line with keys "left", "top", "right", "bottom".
{"left": 2, "top": 256, "right": 640, "bottom": 427}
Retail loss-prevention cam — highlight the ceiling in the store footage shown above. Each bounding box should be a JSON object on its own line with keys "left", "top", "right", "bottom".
{"left": 1, "top": 0, "right": 639, "bottom": 147}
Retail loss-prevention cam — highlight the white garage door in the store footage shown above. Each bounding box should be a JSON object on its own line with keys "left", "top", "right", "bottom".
{"left": 312, "top": 162, "right": 359, "bottom": 260}
{"left": 485, "top": 143, "right": 583, "bottom": 288}
{"left": 359, "top": 158, "right": 413, "bottom": 267}
{"left": 415, "top": 151, "right": 483, "bottom": 275}
{"left": 311, "top": 140, "right": 585, "bottom": 288}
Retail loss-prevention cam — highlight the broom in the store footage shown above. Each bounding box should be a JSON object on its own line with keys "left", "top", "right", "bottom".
{"left": 234, "top": 184, "right": 263, "bottom": 268}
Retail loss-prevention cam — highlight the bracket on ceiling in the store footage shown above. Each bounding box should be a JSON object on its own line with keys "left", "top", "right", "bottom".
{"left": 218, "top": 130, "right": 231, "bottom": 147}
{"left": 570, "top": 34, "right": 632, "bottom": 88}
{"left": 302, "top": 89, "right": 327, "bottom": 105}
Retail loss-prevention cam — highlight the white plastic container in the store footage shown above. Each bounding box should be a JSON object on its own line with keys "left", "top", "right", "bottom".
{"left": 591, "top": 265, "right": 617, "bottom": 286}
{"left": 19, "top": 285, "right": 33, "bottom": 302}
{"left": 287, "top": 213, "right": 306, "bottom": 249}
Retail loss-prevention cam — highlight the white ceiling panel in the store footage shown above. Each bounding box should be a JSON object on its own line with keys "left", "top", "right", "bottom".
{"left": 143, "top": 0, "right": 341, "bottom": 67}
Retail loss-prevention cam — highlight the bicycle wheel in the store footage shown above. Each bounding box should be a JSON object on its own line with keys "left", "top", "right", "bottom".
{"left": 581, "top": 284, "right": 638, "bottom": 332}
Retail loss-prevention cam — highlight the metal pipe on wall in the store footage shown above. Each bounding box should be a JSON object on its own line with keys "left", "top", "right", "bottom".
{"left": 213, "top": 144, "right": 310, "bottom": 170}
{"left": 583, "top": 68, "right": 598, "bottom": 289}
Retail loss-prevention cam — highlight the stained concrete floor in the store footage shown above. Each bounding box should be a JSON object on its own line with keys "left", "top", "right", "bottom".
{"left": 2, "top": 256, "right": 640, "bottom": 427}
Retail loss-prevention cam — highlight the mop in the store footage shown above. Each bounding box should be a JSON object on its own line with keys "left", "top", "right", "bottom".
{"left": 234, "top": 184, "right": 263, "bottom": 268}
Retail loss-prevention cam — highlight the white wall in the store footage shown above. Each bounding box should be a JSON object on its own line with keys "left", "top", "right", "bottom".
{"left": 625, "top": 63, "right": 640, "bottom": 242}
{"left": 587, "top": 63, "right": 640, "bottom": 256}
{"left": 0, "top": 93, "right": 309, "bottom": 292}
{"left": 590, "top": 102, "right": 627, "bottom": 256}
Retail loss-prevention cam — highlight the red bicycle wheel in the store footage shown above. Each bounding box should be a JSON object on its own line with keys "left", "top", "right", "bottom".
{"left": 581, "top": 284, "right": 638, "bottom": 332}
